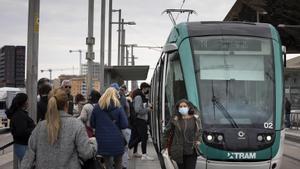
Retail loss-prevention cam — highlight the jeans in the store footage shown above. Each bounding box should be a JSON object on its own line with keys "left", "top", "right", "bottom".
{"left": 14, "top": 144, "right": 27, "bottom": 160}
{"left": 103, "top": 154, "right": 123, "bottom": 169}
{"left": 122, "top": 146, "right": 129, "bottom": 168}
{"left": 176, "top": 154, "right": 197, "bottom": 169}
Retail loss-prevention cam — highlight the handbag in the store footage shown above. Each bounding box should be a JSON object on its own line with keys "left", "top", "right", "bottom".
{"left": 81, "top": 156, "right": 104, "bottom": 169}
{"left": 162, "top": 149, "right": 178, "bottom": 169}
{"left": 162, "top": 125, "right": 178, "bottom": 169}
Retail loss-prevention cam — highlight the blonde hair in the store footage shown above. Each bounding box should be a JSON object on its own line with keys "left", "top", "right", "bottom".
{"left": 99, "top": 87, "right": 120, "bottom": 109}
{"left": 45, "top": 88, "right": 68, "bottom": 144}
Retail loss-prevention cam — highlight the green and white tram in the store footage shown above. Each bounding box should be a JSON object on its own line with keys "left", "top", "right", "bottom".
{"left": 150, "top": 22, "right": 284, "bottom": 169}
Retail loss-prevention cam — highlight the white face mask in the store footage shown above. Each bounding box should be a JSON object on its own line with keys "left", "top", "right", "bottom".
{"left": 178, "top": 107, "right": 189, "bottom": 115}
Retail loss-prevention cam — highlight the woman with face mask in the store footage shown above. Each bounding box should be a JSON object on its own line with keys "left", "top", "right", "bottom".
{"left": 162, "top": 99, "right": 202, "bottom": 169}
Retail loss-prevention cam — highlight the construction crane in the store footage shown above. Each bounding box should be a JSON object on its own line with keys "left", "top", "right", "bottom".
{"left": 40, "top": 67, "right": 79, "bottom": 81}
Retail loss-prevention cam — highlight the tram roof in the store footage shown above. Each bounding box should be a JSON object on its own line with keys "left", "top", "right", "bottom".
{"left": 187, "top": 22, "right": 273, "bottom": 39}
{"left": 224, "top": 0, "right": 300, "bottom": 54}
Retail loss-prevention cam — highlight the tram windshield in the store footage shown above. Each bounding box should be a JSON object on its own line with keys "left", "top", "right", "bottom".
{"left": 191, "top": 36, "right": 275, "bottom": 129}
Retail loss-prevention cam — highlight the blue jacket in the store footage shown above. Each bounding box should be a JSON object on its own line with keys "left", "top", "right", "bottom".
{"left": 90, "top": 104, "right": 128, "bottom": 156}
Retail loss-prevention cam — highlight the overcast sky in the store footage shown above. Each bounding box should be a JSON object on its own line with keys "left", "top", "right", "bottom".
{"left": 1, "top": 0, "right": 242, "bottom": 82}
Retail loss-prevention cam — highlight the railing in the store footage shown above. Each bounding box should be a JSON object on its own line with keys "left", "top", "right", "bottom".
{"left": 290, "top": 110, "right": 300, "bottom": 129}
{"left": 0, "top": 141, "right": 13, "bottom": 155}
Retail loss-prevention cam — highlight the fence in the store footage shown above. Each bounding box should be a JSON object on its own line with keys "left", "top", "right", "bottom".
{"left": 290, "top": 110, "right": 300, "bottom": 129}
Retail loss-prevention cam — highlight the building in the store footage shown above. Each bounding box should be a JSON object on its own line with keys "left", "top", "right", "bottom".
{"left": 0, "top": 46, "right": 25, "bottom": 87}
{"left": 81, "top": 62, "right": 100, "bottom": 78}
{"left": 55, "top": 74, "right": 100, "bottom": 97}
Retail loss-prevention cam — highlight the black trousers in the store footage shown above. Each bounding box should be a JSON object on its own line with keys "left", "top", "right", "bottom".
{"left": 176, "top": 154, "right": 197, "bottom": 169}
{"left": 132, "top": 118, "right": 148, "bottom": 154}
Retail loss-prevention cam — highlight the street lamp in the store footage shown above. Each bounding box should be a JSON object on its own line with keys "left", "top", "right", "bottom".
{"left": 40, "top": 69, "right": 52, "bottom": 81}
{"left": 111, "top": 20, "right": 136, "bottom": 65}
{"left": 69, "top": 49, "right": 82, "bottom": 75}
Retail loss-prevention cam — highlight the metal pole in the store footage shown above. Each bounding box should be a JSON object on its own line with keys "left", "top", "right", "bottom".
{"left": 117, "top": 10, "right": 121, "bottom": 65}
{"left": 24, "top": 0, "right": 39, "bottom": 168}
{"left": 256, "top": 11, "right": 259, "bottom": 22}
{"left": 125, "top": 46, "right": 129, "bottom": 87}
{"left": 79, "top": 50, "right": 82, "bottom": 75}
{"left": 108, "top": 0, "right": 112, "bottom": 66}
{"left": 49, "top": 69, "right": 52, "bottom": 81}
{"left": 87, "top": 0, "right": 95, "bottom": 97}
{"left": 131, "top": 45, "right": 135, "bottom": 66}
{"left": 126, "top": 46, "right": 129, "bottom": 66}
{"left": 130, "top": 45, "right": 137, "bottom": 91}
{"left": 121, "top": 20, "right": 125, "bottom": 66}
{"left": 26, "top": 0, "right": 39, "bottom": 123}
{"left": 100, "top": 0, "right": 106, "bottom": 92}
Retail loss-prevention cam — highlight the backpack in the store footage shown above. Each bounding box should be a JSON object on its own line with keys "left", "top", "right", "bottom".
{"left": 128, "top": 101, "right": 137, "bottom": 126}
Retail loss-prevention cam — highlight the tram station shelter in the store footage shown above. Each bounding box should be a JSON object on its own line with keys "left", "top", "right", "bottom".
{"left": 224, "top": 0, "right": 300, "bottom": 109}
{"left": 224, "top": 0, "right": 300, "bottom": 54}
{"left": 104, "top": 65, "right": 149, "bottom": 88}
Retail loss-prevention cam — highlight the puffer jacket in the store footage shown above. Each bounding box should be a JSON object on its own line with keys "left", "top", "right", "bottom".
{"left": 162, "top": 114, "right": 202, "bottom": 164}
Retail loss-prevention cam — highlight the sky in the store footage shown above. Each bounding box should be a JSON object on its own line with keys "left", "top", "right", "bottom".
{"left": 1, "top": 0, "right": 296, "bottom": 84}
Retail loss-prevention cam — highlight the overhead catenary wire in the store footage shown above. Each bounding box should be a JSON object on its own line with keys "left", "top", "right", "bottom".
{"left": 175, "top": 0, "right": 187, "bottom": 21}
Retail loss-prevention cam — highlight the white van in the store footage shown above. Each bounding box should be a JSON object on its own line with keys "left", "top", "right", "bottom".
{"left": 0, "top": 87, "right": 25, "bottom": 128}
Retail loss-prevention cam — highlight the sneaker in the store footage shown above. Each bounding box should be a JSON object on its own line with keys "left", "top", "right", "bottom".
{"left": 133, "top": 152, "right": 142, "bottom": 158}
{"left": 141, "top": 154, "right": 154, "bottom": 161}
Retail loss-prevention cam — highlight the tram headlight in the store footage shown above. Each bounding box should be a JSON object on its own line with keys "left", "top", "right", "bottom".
{"left": 257, "top": 135, "right": 263, "bottom": 142}
{"left": 266, "top": 135, "right": 272, "bottom": 142}
{"left": 217, "top": 135, "right": 223, "bottom": 142}
{"left": 206, "top": 134, "right": 214, "bottom": 142}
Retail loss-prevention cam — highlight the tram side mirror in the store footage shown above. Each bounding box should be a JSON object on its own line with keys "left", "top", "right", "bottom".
{"left": 282, "top": 45, "right": 286, "bottom": 67}
{"left": 163, "top": 43, "right": 178, "bottom": 53}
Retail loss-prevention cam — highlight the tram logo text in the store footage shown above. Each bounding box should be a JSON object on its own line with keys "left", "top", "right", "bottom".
{"left": 227, "top": 152, "right": 256, "bottom": 159}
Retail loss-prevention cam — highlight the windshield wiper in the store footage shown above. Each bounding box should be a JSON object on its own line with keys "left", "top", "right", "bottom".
{"left": 211, "top": 81, "right": 239, "bottom": 128}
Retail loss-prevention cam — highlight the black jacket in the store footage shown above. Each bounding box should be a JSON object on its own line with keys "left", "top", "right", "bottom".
{"left": 37, "top": 95, "right": 48, "bottom": 121}
{"left": 10, "top": 109, "right": 35, "bottom": 145}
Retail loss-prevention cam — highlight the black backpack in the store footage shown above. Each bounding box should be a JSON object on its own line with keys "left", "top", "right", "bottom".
{"left": 128, "top": 101, "right": 137, "bottom": 126}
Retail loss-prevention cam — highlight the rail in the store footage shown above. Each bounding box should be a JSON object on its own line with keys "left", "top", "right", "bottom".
{"left": 290, "top": 110, "right": 300, "bottom": 129}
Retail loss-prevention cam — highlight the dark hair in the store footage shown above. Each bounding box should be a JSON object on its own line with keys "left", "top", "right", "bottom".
{"left": 38, "top": 78, "right": 50, "bottom": 94}
{"left": 38, "top": 83, "right": 52, "bottom": 95}
{"left": 131, "top": 89, "right": 143, "bottom": 99}
{"left": 75, "top": 94, "right": 85, "bottom": 104}
{"left": 175, "top": 99, "right": 196, "bottom": 116}
{"left": 89, "top": 90, "right": 101, "bottom": 104}
{"left": 140, "top": 82, "right": 150, "bottom": 89}
{"left": 6, "top": 93, "right": 28, "bottom": 119}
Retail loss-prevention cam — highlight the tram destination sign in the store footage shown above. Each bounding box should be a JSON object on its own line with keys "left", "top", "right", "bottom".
{"left": 194, "top": 38, "right": 262, "bottom": 51}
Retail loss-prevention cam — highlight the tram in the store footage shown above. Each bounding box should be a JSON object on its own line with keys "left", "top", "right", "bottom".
{"left": 149, "top": 22, "right": 284, "bottom": 169}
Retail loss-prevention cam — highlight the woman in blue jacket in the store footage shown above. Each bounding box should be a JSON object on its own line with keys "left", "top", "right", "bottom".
{"left": 91, "top": 87, "right": 128, "bottom": 169}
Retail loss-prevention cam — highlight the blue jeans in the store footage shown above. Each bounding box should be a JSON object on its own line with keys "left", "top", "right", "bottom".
{"left": 14, "top": 144, "right": 27, "bottom": 160}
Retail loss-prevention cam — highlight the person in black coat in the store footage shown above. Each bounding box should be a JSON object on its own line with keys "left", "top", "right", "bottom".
{"left": 37, "top": 80, "right": 52, "bottom": 121}
{"left": 285, "top": 97, "right": 291, "bottom": 128}
{"left": 5, "top": 93, "right": 35, "bottom": 162}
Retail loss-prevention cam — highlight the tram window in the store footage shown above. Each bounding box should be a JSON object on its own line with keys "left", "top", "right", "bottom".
{"left": 165, "top": 52, "right": 187, "bottom": 123}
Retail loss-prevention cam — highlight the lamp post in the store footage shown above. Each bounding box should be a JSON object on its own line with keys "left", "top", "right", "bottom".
{"left": 40, "top": 69, "right": 52, "bottom": 81}
{"left": 111, "top": 20, "right": 136, "bottom": 65}
{"left": 69, "top": 49, "right": 82, "bottom": 75}
{"left": 112, "top": 9, "right": 121, "bottom": 65}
